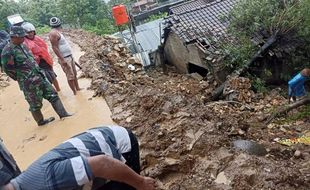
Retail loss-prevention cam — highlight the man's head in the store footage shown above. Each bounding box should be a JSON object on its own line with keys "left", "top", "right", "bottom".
{"left": 49, "top": 17, "right": 61, "bottom": 28}
{"left": 21, "top": 22, "right": 36, "bottom": 40}
{"left": 9, "top": 26, "right": 25, "bottom": 45}
{"left": 302, "top": 68, "right": 310, "bottom": 77}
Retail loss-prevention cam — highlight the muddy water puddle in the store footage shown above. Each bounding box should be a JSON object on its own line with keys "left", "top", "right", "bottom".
{"left": 0, "top": 41, "right": 113, "bottom": 170}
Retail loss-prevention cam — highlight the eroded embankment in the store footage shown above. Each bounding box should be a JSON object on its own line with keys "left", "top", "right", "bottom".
{"left": 65, "top": 29, "right": 309, "bottom": 190}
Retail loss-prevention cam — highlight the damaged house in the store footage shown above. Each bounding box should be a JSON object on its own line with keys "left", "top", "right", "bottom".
{"left": 162, "top": 0, "right": 302, "bottom": 84}
{"left": 162, "top": 0, "right": 237, "bottom": 81}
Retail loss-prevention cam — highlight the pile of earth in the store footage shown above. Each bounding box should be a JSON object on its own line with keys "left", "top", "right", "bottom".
{"left": 65, "top": 29, "right": 309, "bottom": 190}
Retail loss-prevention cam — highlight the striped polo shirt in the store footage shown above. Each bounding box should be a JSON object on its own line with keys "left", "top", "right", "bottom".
{"left": 10, "top": 126, "right": 132, "bottom": 190}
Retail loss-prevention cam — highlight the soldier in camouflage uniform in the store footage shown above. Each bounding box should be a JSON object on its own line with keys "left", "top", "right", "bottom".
{"left": 1, "top": 26, "right": 72, "bottom": 126}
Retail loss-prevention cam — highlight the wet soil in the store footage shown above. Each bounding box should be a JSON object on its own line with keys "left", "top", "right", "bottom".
{"left": 65, "top": 29, "right": 309, "bottom": 190}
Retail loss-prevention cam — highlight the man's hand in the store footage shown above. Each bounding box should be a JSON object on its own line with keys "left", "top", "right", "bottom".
{"left": 2, "top": 183, "right": 15, "bottom": 190}
{"left": 137, "top": 177, "right": 156, "bottom": 190}
{"left": 60, "top": 59, "right": 66, "bottom": 66}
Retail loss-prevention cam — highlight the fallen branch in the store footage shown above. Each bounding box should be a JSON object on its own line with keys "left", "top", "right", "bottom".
{"left": 212, "top": 33, "right": 278, "bottom": 100}
{"left": 263, "top": 97, "right": 310, "bottom": 125}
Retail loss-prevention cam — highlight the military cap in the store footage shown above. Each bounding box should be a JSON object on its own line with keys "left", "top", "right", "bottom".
{"left": 9, "top": 26, "right": 26, "bottom": 37}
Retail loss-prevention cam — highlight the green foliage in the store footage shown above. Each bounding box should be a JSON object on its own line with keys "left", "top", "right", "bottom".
{"left": 288, "top": 104, "right": 310, "bottom": 121}
{"left": 0, "top": 0, "right": 21, "bottom": 29}
{"left": 278, "top": 104, "right": 310, "bottom": 123}
{"left": 229, "top": 0, "right": 305, "bottom": 37}
{"left": 0, "top": 0, "right": 172, "bottom": 37}
{"left": 252, "top": 77, "right": 267, "bottom": 93}
{"left": 145, "top": 12, "right": 167, "bottom": 23}
{"left": 36, "top": 25, "right": 51, "bottom": 35}
{"left": 21, "top": 0, "right": 59, "bottom": 27}
{"left": 83, "top": 18, "right": 118, "bottom": 35}
{"left": 0, "top": 0, "right": 119, "bottom": 35}
{"left": 221, "top": 0, "right": 310, "bottom": 82}
{"left": 222, "top": 35, "right": 257, "bottom": 69}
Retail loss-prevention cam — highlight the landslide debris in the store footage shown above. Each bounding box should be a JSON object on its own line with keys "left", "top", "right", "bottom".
{"left": 65, "top": 29, "right": 310, "bottom": 190}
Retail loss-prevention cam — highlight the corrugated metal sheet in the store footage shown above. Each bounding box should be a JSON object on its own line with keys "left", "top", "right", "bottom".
{"left": 115, "top": 18, "right": 163, "bottom": 52}
{"left": 114, "top": 18, "right": 163, "bottom": 66}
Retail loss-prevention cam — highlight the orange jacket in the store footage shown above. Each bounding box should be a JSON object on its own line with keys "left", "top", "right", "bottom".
{"left": 23, "top": 36, "right": 54, "bottom": 66}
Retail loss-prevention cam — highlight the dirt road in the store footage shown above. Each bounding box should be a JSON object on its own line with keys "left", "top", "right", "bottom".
{"left": 0, "top": 40, "right": 113, "bottom": 170}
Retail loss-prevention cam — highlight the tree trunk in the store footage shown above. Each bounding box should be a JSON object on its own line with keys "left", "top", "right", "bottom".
{"left": 212, "top": 33, "right": 278, "bottom": 100}
{"left": 264, "top": 97, "right": 310, "bottom": 125}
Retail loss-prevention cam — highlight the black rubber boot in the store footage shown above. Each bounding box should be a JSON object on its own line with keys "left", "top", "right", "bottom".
{"left": 51, "top": 99, "right": 72, "bottom": 119}
{"left": 31, "top": 110, "right": 55, "bottom": 126}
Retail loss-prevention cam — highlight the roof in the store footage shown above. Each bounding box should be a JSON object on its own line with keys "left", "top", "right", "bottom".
{"left": 164, "top": 0, "right": 237, "bottom": 46}
{"left": 169, "top": 0, "right": 213, "bottom": 14}
{"left": 133, "top": 0, "right": 155, "bottom": 7}
{"left": 114, "top": 19, "right": 163, "bottom": 66}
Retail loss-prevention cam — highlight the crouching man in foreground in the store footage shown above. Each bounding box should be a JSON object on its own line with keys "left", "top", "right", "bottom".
{"left": 1, "top": 125, "right": 156, "bottom": 190}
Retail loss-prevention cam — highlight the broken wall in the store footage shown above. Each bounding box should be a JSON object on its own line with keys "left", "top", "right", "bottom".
{"left": 164, "top": 31, "right": 208, "bottom": 74}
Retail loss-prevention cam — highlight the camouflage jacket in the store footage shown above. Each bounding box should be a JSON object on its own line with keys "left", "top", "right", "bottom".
{"left": 1, "top": 42, "right": 42, "bottom": 90}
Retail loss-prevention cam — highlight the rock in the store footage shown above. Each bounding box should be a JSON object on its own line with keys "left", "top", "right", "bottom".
{"left": 214, "top": 172, "right": 230, "bottom": 185}
{"left": 107, "top": 52, "right": 120, "bottom": 63}
{"left": 102, "top": 47, "right": 111, "bottom": 55}
{"left": 238, "top": 129, "right": 246, "bottom": 135}
{"left": 164, "top": 158, "right": 179, "bottom": 165}
{"left": 128, "top": 64, "right": 135, "bottom": 71}
{"left": 118, "top": 62, "right": 127, "bottom": 67}
{"left": 126, "top": 116, "right": 132, "bottom": 123}
{"left": 113, "top": 44, "right": 121, "bottom": 51}
{"left": 127, "top": 57, "right": 141, "bottom": 65}
{"left": 232, "top": 140, "right": 267, "bottom": 156}
{"left": 189, "top": 72, "right": 204, "bottom": 81}
{"left": 294, "top": 150, "right": 302, "bottom": 158}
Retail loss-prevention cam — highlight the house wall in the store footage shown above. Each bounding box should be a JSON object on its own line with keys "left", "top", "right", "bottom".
{"left": 164, "top": 32, "right": 207, "bottom": 73}
{"left": 164, "top": 32, "right": 188, "bottom": 73}
{"left": 187, "top": 43, "right": 207, "bottom": 69}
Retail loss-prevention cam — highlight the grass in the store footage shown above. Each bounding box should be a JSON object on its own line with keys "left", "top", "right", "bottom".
{"left": 277, "top": 104, "right": 310, "bottom": 124}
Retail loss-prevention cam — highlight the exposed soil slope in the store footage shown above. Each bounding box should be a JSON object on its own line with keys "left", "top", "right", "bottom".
{"left": 66, "top": 29, "right": 309, "bottom": 190}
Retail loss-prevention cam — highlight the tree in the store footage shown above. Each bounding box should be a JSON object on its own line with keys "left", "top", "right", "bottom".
{"left": 223, "top": 0, "right": 310, "bottom": 71}
{"left": 21, "top": 0, "right": 59, "bottom": 26}
{"left": 0, "top": 0, "right": 21, "bottom": 29}
{"left": 57, "top": 0, "right": 108, "bottom": 28}
{"left": 212, "top": 0, "right": 310, "bottom": 100}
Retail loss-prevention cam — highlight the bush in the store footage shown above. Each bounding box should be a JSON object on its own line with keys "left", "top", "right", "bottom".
{"left": 36, "top": 25, "right": 50, "bottom": 35}
{"left": 83, "top": 18, "right": 118, "bottom": 35}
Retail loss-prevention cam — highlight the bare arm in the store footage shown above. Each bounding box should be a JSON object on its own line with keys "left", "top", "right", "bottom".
{"left": 2, "top": 183, "right": 15, "bottom": 190}
{"left": 49, "top": 30, "right": 65, "bottom": 64}
{"left": 87, "top": 155, "right": 156, "bottom": 190}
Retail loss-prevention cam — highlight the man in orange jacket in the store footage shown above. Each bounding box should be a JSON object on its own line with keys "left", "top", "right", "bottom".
{"left": 22, "top": 22, "right": 60, "bottom": 91}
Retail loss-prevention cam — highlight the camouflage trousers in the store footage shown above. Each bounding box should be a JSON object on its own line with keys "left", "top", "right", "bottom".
{"left": 22, "top": 74, "right": 58, "bottom": 112}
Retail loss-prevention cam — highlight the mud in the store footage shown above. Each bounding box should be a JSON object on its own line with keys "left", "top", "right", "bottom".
{"left": 63, "top": 29, "right": 310, "bottom": 190}
{"left": 0, "top": 37, "right": 114, "bottom": 169}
